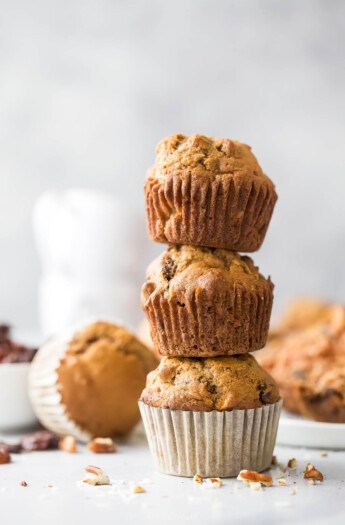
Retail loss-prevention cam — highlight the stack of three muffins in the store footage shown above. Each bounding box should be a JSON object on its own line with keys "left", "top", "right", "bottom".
{"left": 139, "top": 134, "right": 282, "bottom": 477}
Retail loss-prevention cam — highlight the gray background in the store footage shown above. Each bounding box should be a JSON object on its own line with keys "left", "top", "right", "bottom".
{"left": 0, "top": 0, "right": 344, "bottom": 334}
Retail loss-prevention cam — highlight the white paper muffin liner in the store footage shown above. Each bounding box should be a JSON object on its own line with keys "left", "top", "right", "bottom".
{"left": 139, "top": 399, "right": 282, "bottom": 477}
{"left": 28, "top": 334, "right": 91, "bottom": 442}
{"left": 29, "top": 318, "right": 127, "bottom": 443}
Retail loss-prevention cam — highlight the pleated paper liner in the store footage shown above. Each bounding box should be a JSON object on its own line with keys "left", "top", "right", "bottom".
{"left": 139, "top": 399, "right": 282, "bottom": 477}
{"left": 145, "top": 172, "right": 277, "bottom": 252}
{"left": 142, "top": 280, "right": 274, "bottom": 357}
{"left": 28, "top": 334, "right": 92, "bottom": 442}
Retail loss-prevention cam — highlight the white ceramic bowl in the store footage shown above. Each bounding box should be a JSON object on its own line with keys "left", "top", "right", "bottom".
{"left": 0, "top": 363, "right": 37, "bottom": 432}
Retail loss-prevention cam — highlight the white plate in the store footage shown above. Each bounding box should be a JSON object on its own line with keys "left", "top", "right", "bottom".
{"left": 276, "top": 409, "right": 345, "bottom": 449}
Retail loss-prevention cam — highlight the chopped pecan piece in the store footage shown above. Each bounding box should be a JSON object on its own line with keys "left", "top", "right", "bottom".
{"left": 237, "top": 470, "right": 272, "bottom": 487}
{"left": 87, "top": 437, "right": 116, "bottom": 453}
{"left": 303, "top": 463, "right": 324, "bottom": 482}
{"left": 132, "top": 484, "right": 145, "bottom": 494}
{"left": 193, "top": 473, "right": 203, "bottom": 484}
{"left": 203, "top": 477, "right": 222, "bottom": 489}
{"left": 59, "top": 436, "right": 77, "bottom": 454}
{"left": 83, "top": 465, "right": 110, "bottom": 486}
{"left": 287, "top": 458, "right": 297, "bottom": 469}
{"left": 20, "top": 481, "right": 28, "bottom": 487}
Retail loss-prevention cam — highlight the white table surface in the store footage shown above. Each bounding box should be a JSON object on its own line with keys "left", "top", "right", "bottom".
{"left": 1, "top": 424, "right": 345, "bottom": 525}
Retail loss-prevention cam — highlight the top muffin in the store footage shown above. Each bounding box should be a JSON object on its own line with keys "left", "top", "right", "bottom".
{"left": 145, "top": 134, "right": 277, "bottom": 252}
{"left": 154, "top": 134, "right": 264, "bottom": 178}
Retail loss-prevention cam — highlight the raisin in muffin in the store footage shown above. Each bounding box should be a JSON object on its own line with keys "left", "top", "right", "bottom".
{"left": 145, "top": 134, "right": 277, "bottom": 252}
{"left": 141, "top": 245, "right": 274, "bottom": 357}
{"left": 29, "top": 321, "right": 158, "bottom": 440}
{"left": 257, "top": 304, "right": 345, "bottom": 423}
{"left": 140, "top": 354, "right": 280, "bottom": 411}
{"left": 139, "top": 354, "right": 282, "bottom": 477}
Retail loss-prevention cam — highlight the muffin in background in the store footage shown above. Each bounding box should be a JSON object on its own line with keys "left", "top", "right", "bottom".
{"left": 257, "top": 302, "right": 345, "bottom": 423}
{"left": 139, "top": 354, "right": 281, "bottom": 477}
{"left": 142, "top": 245, "right": 274, "bottom": 357}
{"left": 270, "top": 297, "right": 332, "bottom": 336}
{"left": 29, "top": 321, "right": 158, "bottom": 441}
{"left": 145, "top": 134, "right": 277, "bottom": 252}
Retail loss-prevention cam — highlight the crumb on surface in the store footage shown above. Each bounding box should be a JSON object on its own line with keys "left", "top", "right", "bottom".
{"left": 193, "top": 474, "right": 203, "bottom": 484}
{"left": 287, "top": 458, "right": 298, "bottom": 469}
{"left": 132, "top": 484, "right": 145, "bottom": 494}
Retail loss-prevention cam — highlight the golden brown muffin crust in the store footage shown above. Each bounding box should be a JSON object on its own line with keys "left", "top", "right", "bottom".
{"left": 140, "top": 354, "right": 280, "bottom": 411}
{"left": 57, "top": 322, "right": 158, "bottom": 437}
{"left": 144, "top": 245, "right": 266, "bottom": 300}
{"left": 153, "top": 134, "right": 267, "bottom": 179}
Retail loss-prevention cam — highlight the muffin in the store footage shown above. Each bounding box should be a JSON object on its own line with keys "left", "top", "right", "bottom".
{"left": 29, "top": 321, "right": 158, "bottom": 441}
{"left": 145, "top": 134, "right": 277, "bottom": 252}
{"left": 257, "top": 305, "right": 345, "bottom": 423}
{"left": 139, "top": 354, "right": 281, "bottom": 477}
{"left": 141, "top": 245, "right": 274, "bottom": 357}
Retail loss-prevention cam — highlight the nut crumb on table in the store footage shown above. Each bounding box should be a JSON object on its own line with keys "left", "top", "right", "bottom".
{"left": 59, "top": 436, "right": 77, "bottom": 454}
{"left": 87, "top": 437, "right": 116, "bottom": 453}
{"left": 132, "top": 484, "right": 145, "bottom": 494}
{"left": 304, "top": 463, "right": 324, "bottom": 482}
{"left": 193, "top": 474, "right": 203, "bottom": 484}
{"left": 202, "top": 478, "right": 223, "bottom": 489}
{"left": 278, "top": 479, "right": 288, "bottom": 486}
{"left": 83, "top": 465, "right": 110, "bottom": 486}
{"left": 237, "top": 470, "right": 273, "bottom": 487}
{"left": 288, "top": 458, "right": 298, "bottom": 469}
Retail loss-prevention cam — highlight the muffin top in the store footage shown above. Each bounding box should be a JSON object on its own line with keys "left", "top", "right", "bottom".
{"left": 140, "top": 354, "right": 280, "bottom": 411}
{"left": 152, "top": 134, "right": 269, "bottom": 180}
{"left": 57, "top": 321, "right": 158, "bottom": 436}
{"left": 143, "top": 245, "right": 271, "bottom": 302}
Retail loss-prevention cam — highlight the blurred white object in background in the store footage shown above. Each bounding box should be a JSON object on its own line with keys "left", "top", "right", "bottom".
{"left": 0, "top": 363, "right": 37, "bottom": 431}
{"left": 33, "top": 189, "right": 146, "bottom": 337}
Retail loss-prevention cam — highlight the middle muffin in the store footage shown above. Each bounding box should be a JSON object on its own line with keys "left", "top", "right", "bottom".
{"left": 141, "top": 245, "right": 273, "bottom": 357}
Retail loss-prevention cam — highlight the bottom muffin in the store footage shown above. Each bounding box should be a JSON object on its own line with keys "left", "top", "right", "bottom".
{"left": 139, "top": 354, "right": 281, "bottom": 477}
